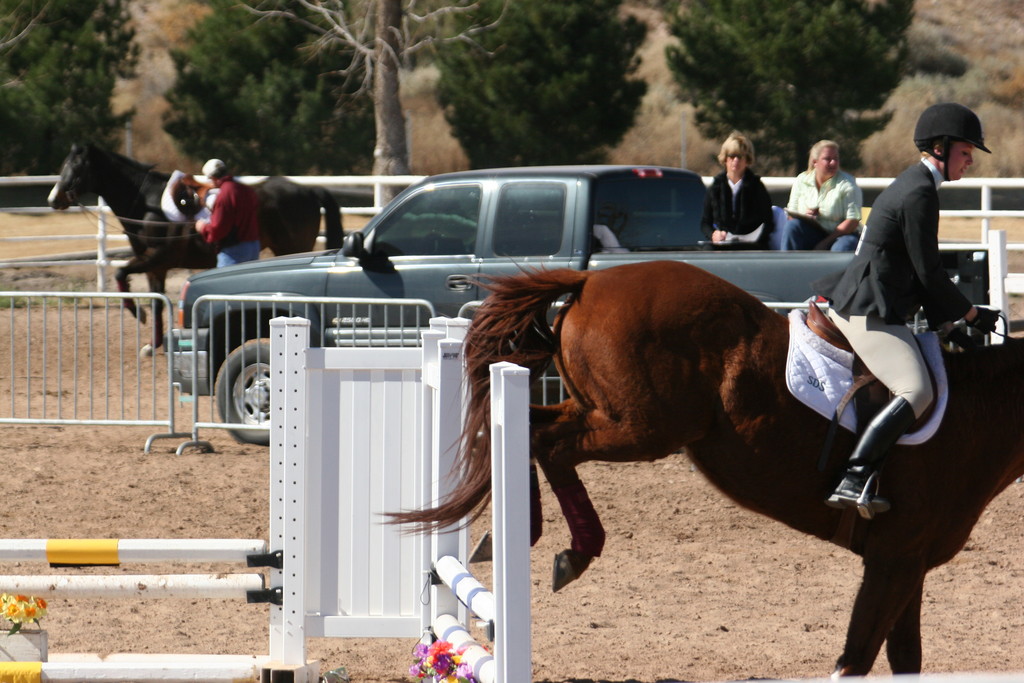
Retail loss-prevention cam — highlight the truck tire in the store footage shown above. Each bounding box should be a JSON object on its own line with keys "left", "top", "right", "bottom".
{"left": 215, "top": 339, "right": 272, "bottom": 446}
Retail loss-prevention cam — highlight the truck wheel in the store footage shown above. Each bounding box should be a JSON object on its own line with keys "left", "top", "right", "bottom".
{"left": 215, "top": 339, "right": 272, "bottom": 446}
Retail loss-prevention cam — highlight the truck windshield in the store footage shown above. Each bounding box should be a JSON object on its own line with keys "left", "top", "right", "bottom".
{"left": 593, "top": 176, "right": 705, "bottom": 250}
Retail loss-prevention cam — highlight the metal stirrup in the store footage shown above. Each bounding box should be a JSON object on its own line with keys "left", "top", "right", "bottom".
{"left": 855, "top": 472, "right": 890, "bottom": 520}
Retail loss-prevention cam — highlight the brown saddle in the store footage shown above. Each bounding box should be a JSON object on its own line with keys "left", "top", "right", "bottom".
{"left": 805, "top": 301, "right": 936, "bottom": 469}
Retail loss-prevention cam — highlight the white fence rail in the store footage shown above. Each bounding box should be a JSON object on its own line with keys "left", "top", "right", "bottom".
{"left": 3, "top": 174, "right": 1024, "bottom": 291}
{"left": 0, "top": 173, "right": 420, "bottom": 290}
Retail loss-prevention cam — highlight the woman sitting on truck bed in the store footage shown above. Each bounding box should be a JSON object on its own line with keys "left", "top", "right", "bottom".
{"left": 779, "top": 139, "right": 863, "bottom": 251}
{"left": 700, "top": 132, "right": 775, "bottom": 249}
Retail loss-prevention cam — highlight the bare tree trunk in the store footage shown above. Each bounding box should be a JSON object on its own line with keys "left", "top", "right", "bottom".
{"left": 373, "top": 0, "right": 410, "bottom": 199}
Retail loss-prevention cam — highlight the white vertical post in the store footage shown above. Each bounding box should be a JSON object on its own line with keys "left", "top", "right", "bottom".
{"left": 96, "top": 197, "right": 110, "bottom": 291}
{"left": 981, "top": 184, "right": 992, "bottom": 242}
{"left": 490, "top": 362, "right": 532, "bottom": 683}
{"left": 987, "top": 230, "right": 1008, "bottom": 343}
{"left": 424, "top": 318, "right": 470, "bottom": 628}
{"left": 679, "top": 110, "right": 687, "bottom": 169}
{"left": 270, "top": 317, "right": 310, "bottom": 665}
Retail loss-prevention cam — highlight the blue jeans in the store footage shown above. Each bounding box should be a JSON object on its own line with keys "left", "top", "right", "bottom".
{"left": 780, "top": 218, "right": 858, "bottom": 252}
{"left": 217, "top": 240, "right": 261, "bottom": 267}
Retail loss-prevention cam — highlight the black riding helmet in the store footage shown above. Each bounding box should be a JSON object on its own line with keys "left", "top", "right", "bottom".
{"left": 913, "top": 102, "right": 990, "bottom": 180}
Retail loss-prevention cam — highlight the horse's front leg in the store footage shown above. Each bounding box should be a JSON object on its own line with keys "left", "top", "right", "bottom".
{"left": 532, "top": 401, "right": 678, "bottom": 592}
{"left": 531, "top": 404, "right": 605, "bottom": 592}
{"left": 142, "top": 271, "right": 168, "bottom": 354}
{"left": 114, "top": 263, "right": 145, "bottom": 325}
{"left": 833, "top": 555, "right": 926, "bottom": 676}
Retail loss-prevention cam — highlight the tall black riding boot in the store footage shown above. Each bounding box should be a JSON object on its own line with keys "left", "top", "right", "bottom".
{"left": 825, "top": 396, "right": 917, "bottom": 519}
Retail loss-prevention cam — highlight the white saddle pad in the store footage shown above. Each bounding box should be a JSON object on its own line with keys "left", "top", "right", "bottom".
{"left": 785, "top": 309, "right": 947, "bottom": 445}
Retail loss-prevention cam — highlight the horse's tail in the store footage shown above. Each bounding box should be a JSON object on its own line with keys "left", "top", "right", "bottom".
{"left": 315, "top": 186, "right": 343, "bottom": 249}
{"left": 390, "top": 267, "right": 591, "bottom": 531}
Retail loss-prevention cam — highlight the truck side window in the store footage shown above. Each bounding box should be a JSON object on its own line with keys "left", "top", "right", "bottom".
{"left": 493, "top": 183, "right": 566, "bottom": 256}
{"left": 373, "top": 184, "right": 481, "bottom": 256}
{"left": 594, "top": 177, "right": 705, "bottom": 250}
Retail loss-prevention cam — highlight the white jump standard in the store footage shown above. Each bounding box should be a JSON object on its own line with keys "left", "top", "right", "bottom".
{"left": 0, "top": 316, "right": 531, "bottom": 683}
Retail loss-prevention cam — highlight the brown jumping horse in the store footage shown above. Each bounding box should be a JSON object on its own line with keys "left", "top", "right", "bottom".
{"left": 47, "top": 144, "right": 344, "bottom": 352}
{"left": 394, "top": 260, "right": 1024, "bottom": 677}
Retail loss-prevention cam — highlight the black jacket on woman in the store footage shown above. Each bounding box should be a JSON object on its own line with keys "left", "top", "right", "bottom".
{"left": 699, "top": 168, "right": 774, "bottom": 247}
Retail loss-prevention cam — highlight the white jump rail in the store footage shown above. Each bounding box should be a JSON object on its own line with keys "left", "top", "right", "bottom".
{"left": 0, "top": 574, "right": 264, "bottom": 599}
{"left": 434, "top": 555, "right": 497, "bottom": 625}
{"left": 16, "top": 655, "right": 269, "bottom": 683}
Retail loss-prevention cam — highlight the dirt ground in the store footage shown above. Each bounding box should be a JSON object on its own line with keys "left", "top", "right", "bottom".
{"left": 3, "top": 213, "right": 1024, "bottom": 682}
{"left": 3, "top": 397, "right": 1024, "bottom": 682}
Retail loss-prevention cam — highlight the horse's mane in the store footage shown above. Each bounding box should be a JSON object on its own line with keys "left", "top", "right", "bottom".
{"left": 83, "top": 143, "right": 161, "bottom": 176}
{"left": 942, "top": 335, "right": 1024, "bottom": 436}
{"left": 944, "top": 335, "right": 1024, "bottom": 382}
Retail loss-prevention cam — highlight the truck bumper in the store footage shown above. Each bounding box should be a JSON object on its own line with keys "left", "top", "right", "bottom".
{"left": 169, "top": 328, "right": 211, "bottom": 396}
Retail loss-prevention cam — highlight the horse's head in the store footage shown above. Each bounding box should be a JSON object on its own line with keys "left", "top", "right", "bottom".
{"left": 48, "top": 144, "right": 94, "bottom": 210}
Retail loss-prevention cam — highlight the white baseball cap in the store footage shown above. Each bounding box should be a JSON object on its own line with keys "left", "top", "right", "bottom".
{"left": 202, "top": 158, "right": 228, "bottom": 179}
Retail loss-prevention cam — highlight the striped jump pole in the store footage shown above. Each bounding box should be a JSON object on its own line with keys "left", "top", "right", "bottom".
{"left": 0, "top": 539, "right": 269, "bottom": 565}
{"left": 426, "top": 360, "right": 531, "bottom": 683}
{"left": 433, "top": 613, "right": 496, "bottom": 683}
{"left": 434, "top": 555, "right": 496, "bottom": 626}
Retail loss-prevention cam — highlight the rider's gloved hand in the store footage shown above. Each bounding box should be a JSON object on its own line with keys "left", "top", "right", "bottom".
{"left": 945, "top": 328, "right": 978, "bottom": 351}
{"left": 969, "top": 307, "right": 1000, "bottom": 334}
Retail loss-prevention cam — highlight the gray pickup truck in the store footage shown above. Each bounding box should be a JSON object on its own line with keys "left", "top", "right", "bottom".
{"left": 169, "top": 164, "right": 989, "bottom": 444}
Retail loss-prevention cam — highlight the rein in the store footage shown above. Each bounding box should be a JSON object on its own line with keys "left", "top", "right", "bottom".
{"left": 73, "top": 201, "right": 202, "bottom": 243}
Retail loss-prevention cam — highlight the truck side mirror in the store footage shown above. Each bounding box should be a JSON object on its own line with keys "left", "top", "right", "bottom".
{"left": 341, "top": 231, "right": 366, "bottom": 259}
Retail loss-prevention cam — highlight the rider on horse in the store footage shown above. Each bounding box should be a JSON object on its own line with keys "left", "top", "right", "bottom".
{"left": 813, "top": 103, "right": 1000, "bottom": 519}
{"left": 161, "top": 169, "right": 213, "bottom": 223}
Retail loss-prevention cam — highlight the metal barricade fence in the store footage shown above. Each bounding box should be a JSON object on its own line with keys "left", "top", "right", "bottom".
{"left": 2, "top": 291, "right": 968, "bottom": 456}
{"left": 178, "top": 294, "right": 436, "bottom": 453}
{"left": 0, "top": 291, "right": 183, "bottom": 452}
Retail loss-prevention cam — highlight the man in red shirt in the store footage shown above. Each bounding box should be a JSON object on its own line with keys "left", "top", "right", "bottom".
{"left": 196, "top": 159, "right": 261, "bottom": 267}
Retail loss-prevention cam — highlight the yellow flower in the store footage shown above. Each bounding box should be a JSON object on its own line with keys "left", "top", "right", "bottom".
{"left": 1, "top": 594, "right": 47, "bottom": 628}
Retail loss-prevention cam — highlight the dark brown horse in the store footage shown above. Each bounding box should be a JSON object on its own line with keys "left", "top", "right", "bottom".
{"left": 395, "top": 260, "right": 1024, "bottom": 677}
{"left": 47, "top": 144, "right": 343, "bottom": 352}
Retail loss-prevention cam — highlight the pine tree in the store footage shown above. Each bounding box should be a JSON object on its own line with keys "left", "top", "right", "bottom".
{"left": 666, "top": 0, "right": 913, "bottom": 173}
{"left": 436, "top": 0, "right": 647, "bottom": 168}
{"left": 163, "top": 0, "right": 374, "bottom": 175}
{"left": 0, "top": 0, "right": 137, "bottom": 174}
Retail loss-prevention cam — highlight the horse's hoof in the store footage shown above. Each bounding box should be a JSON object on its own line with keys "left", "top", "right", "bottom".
{"left": 469, "top": 531, "right": 493, "bottom": 563}
{"left": 139, "top": 344, "right": 155, "bottom": 359}
{"left": 552, "top": 549, "right": 592, "bottom": 592}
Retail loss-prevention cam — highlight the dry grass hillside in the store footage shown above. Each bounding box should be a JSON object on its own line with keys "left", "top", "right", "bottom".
{"left": 120, "top": 0, "right": 1024, "bottom": 177}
